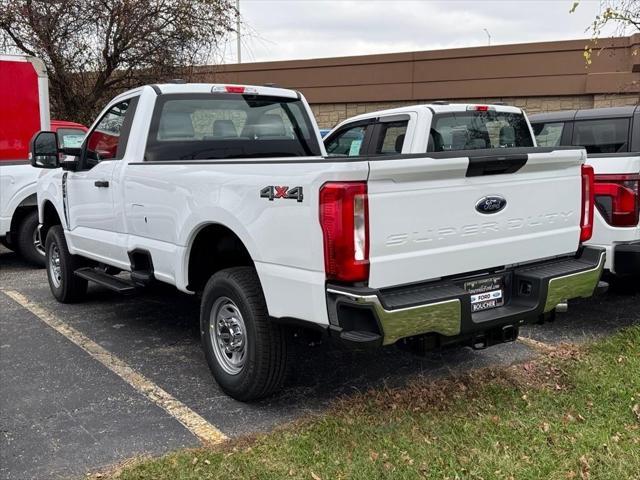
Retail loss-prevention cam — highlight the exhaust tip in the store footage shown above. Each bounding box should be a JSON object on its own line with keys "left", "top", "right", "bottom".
{"left": 555, "top": 302, "right": 568, "bottom": 313}
{"left": 471, "top": 335, "right": 488, "bottom": 350}
{"left": 595, "top": 280, "right": 609, "bottom": 296}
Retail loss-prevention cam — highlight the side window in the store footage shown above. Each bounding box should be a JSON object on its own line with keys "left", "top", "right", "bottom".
{"left": 373, "top": 120, "right": 408, "bottom": 154}
{"left": 572, "top": 118, "right": 630, "bottom": 154}
{"left": 532, "top": 122, "right": 565, "bottom": 147}
{"left": 85, "top": 97, "right": 138, "bottom": 167}
{"left": 324, "top": 124, "right": 368, "bottom": 156}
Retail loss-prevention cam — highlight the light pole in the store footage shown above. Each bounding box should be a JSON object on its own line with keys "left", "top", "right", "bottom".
{"left": 236, "top": 0, "right": 241, "bottom": 63}
{"left": 483, "top": 28, "right": 491, "bottom": 46}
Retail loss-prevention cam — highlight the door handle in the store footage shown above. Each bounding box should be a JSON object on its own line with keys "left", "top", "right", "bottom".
{"left": 94, "top": 180, "right": 109, "bottom": 188}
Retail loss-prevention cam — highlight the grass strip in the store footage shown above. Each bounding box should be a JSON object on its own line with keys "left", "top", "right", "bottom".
{"left": 109, "top": 327, "right": 640, "bottom": 480}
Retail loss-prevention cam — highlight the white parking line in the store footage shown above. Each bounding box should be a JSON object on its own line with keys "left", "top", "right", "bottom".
{"left": 2, "top": 289, "right": 227, "bottom": 445}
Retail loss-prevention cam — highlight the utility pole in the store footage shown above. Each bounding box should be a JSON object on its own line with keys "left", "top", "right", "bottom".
{"left": 236, "top": 0, "right": 241, "bottom": 63}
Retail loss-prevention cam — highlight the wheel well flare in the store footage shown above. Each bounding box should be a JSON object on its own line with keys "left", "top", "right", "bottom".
{"left": 187, "top": 224, "right": 253, "bottom": 292}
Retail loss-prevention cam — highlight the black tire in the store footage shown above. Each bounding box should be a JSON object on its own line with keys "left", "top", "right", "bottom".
{"left": 45, "top": 225, "right": 88, "bottom": 303}
{"left": 604, "top": 272, "right": 640, "bottom": 295}
{"left": 0, "top": 236, "right": 14, "bottom": 251}
{"left": 200, "top": 267, "right": 288, "bottom": 401}
{"left": 16, "top": 210, "right": 45, "bottom": 267}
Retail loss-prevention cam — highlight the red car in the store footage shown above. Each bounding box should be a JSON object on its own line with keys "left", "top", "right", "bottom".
{"left": 51, "top": 119, "right": 88, "bottom": 148}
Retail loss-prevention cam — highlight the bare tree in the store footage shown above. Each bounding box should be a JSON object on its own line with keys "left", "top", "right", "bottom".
{"left": 571, "top": 0, "right": 639, "bottom": 64}
{"left": 0, "top": 0, "right": 238, "bottom": 123}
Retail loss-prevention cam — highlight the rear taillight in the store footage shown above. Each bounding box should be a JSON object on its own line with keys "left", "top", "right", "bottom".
{"left": 580, "top": 165, "right": 595, "bottom": 242}
{"left": 594, "top": 174, "right": 640, "bottom": 227}
{"left": 319, "top": 182, "right": 369, "bottom": 283}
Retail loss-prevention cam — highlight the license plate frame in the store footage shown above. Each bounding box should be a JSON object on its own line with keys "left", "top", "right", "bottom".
{"left": 463, "top": 275, "right": 505, "bottom": 312}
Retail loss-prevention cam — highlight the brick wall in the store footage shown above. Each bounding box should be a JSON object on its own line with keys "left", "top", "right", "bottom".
{"left": 310, "top": 93, "right": 639, "bottom": 129}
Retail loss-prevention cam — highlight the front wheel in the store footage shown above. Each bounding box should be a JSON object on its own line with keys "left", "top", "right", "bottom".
{"left": 200, "top": 267, "right": 289, "bottom": 401}
{"left": 45, "top": 225, "right": 88, "bottom": 303}
{"left": 16, "top": 210, "right": 45, "bottom": 267}
{"left": 0, "top": 236, "right": 14, "bottom": 251}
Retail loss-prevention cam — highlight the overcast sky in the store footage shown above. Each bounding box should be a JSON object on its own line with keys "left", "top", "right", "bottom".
{"left": 219, "top": 0, "right": 613, "bottom": 63}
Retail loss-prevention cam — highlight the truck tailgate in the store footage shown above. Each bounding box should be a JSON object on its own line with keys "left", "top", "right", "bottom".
{"left": 367, "top": 149, "right": 586, "bottom": 288}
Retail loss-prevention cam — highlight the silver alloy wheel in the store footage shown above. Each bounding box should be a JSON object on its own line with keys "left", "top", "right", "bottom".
{"left": 33, "top": 227, "right": 45, "bottom": 257}
{"left": 49, "top": 242, "right": 62, "bottom": 288}
{"left": 210, "top": 297, "right": 247, "bottom": 375}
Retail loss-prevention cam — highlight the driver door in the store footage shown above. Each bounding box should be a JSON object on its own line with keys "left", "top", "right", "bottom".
{"left": 65, "top": 97, "right": 137, "bottom": 262}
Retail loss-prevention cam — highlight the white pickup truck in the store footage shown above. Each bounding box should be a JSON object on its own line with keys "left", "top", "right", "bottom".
{"left": 31, "top": 84, "right": 605, "bottom": 400}
{"left": 530, "top": 107, "right": 639, "bottom": 280}
{"left": 1, "top": 55, "right": 50, "bottom": 266}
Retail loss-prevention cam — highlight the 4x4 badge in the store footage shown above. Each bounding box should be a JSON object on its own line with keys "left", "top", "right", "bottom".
{"left": 260, "top": 186, "right": 304, "bottom": 203}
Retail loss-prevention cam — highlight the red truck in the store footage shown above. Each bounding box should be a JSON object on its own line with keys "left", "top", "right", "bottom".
{"left": 0, "top": 55, "right": 87, "bottom": 265}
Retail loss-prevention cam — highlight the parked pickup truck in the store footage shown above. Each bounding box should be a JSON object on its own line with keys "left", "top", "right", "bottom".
{"left": 0, "top": 54, "right": 89, "bottom": 266}
{"left": 530, "top": 107, "right": 639, "bottom": 280}
{"left": 31, "top": 85, "right": 605, "bottom": 400}
{"left": 1, "top": 55, "right": 49, "bottom": 265}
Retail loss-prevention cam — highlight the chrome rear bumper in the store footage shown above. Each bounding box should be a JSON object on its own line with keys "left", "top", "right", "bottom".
{"left": 327, "top": 247, "right": 606, "bottom": 347}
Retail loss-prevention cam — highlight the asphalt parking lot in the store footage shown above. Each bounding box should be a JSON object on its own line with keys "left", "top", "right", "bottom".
{"left": 1, "top": 245, "right": 639, "bottom": 480}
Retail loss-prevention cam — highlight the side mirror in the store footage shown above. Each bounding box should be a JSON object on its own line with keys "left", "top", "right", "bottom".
{"left": 59, "top": 147, "right": 83, "bottom": 171}
{"left": 29, "top": 131, "right": 60, "bottom": 169}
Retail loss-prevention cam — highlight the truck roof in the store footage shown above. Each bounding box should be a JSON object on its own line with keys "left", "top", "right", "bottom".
{"left": 51, "top": 119, "right": 88, "bottom": 131}
{"left": 147, "top": 83, "right": 300, "bottom": 99}
{"left": 336, "top": 103, "right": 523, "bottom": 124}
{"left": 529, "top": 105, "right": 639, "bottom": 123}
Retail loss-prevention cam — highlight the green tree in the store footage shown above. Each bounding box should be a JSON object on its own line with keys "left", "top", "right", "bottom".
{"left": 0, "top": 0, "right": 238, "bottom": 123}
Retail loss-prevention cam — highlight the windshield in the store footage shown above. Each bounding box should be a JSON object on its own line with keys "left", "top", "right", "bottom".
{"left": 427, "top": 111, "right": 534, "bottom": 152}
{"left": 56, "top": 128, "right": 86, "bottom": 149}
{"left": 145, "top": 94, "right": 321, "bottom": 161}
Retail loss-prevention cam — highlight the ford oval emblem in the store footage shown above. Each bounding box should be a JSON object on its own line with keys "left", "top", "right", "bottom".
{"left": 475, "top": 195, "right": 507, "bottom": 214}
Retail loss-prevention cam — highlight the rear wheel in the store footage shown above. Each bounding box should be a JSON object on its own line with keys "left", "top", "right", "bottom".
{"left": 200, "top": 267, "right": 289, "bottom": 401}
{"left": 45, "top": 225, "right": 87, "bottom": 303}
{"left": 16, "top": 210, "right": 45, "bottom": 267}
{"left": 608, "top": 274, "right": 640, "bottom": 294}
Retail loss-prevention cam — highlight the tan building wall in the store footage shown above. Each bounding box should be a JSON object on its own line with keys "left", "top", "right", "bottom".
{"left": 194, "top": 35, "right": 640, "bottom": 128}
{"left": 310, "top": 93, "right": 640, "bottom": 128}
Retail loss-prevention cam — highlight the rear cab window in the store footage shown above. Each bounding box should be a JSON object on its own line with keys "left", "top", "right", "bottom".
{"left": 145, "top": 93, "right": 321, "bottom": 161}
{"left": 428, "top": 108, "right": 533, "bottom": 152}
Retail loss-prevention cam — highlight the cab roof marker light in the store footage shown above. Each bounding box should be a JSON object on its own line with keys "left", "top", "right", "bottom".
{"left": 211, "top": 85, "right": 259, "bottom": 94}
{"left": 467, "top": 105, "right": 495, "bottom": 112}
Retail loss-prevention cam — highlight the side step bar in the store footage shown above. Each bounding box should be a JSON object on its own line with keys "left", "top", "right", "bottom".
{"left": 74, "top": 267, "right": 136, "bottom": 294}
{"left": 339, "top": 330, "right": 382, "bottom": 346}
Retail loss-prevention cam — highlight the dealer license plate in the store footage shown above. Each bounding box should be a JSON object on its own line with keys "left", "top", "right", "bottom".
{"left": 464, "top": 276, "right": 505, "bottom": 312}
